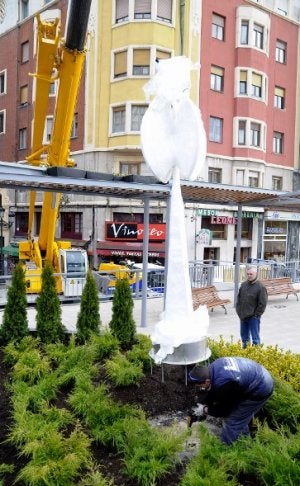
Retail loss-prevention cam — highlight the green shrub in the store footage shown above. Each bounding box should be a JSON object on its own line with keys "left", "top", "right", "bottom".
{"left": 76, "top": 270, "right": 101, "bottom": 343}
{"left": 0, "top": 263, "right": 29, "bottom": 345}
{"left": 121, "top": 416, "right": 185, "bottom": 486}
{"left": 89, "top": 331, "right": 120, "bottom": 360}
{"left": 109, "top": 277, "right": 136, "bottom": 349}
{"left": 221, "top": 424, "right": 300, "bottom": 486}
{"left": 264, "top": 378, "right": 300, "bottom": 432}
{"left": 105, "top": 352, "right": 144, "bottom": 386}
{"left": 36, "top": 263, "right": 65, "bottom": 343}
{"left": 126, "top": 333, "right": 153, "bottom": 370}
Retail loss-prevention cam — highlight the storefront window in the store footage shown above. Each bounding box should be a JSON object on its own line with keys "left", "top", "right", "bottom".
{"left": 202, "top": 216, "right": 227, "bottom": 239}
{"left": 263, "top": 220, "right": 287, "bottom": 261}
{"left": 234, "top": 218, "right": 253, "bottom": 239}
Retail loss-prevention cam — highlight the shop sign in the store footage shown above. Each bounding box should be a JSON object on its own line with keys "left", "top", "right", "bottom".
{"left": 265, "top": 227, "right": 285, "bottom": 234}
{"left": 265, "top": 211, "right": 300, "bottom": 221}
{"left": 211, "top": 216, "right": 237, "bottom": 225}
{"left": 197, "top": 208, "right": 259, "bottom": 218}
{"left": 105, "top": 222, "right": 166, "bottom": 241}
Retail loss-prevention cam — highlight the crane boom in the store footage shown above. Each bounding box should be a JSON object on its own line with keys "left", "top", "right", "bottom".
{"left": 19, "top": 0, "right": 92, "bottom": 296}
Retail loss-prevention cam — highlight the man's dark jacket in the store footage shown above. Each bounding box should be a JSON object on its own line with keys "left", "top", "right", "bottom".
{"left": 236, "top": 278, "right": 268, "bottom": 321}
{"left": 202, "top": 357, "right": 273, "bottom": 417}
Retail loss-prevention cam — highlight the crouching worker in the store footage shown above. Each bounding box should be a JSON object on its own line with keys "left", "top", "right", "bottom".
{"left": 188, "top": 356, "right": 273, "bottom": 445}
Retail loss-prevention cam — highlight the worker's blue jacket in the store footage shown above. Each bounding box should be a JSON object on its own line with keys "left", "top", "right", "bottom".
{"left": 204, "top": 357, "right": 274, "bottom": 417}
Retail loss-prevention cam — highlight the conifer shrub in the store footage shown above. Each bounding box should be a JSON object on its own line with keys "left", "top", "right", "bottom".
{"left": 35, "top": 262, "right": 65, "bottom": 343}
{"left": 109, "top": 277, "right": 136, "bottom": 350}
{"left": 105, "top": 352, "right": 144, "bottom": 386}
{"left": 0, "top": 263, "right": 29, "bottom": 345}
{"left": 76, "top": 270, "right": 101, "bottom": 344}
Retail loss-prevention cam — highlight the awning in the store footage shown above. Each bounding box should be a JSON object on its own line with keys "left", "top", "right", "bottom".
{"left": 2, "top": 244, "right": 19, "bottom": 257}
{"left": 91, "top": 241, "right": 165, "bottom": 258}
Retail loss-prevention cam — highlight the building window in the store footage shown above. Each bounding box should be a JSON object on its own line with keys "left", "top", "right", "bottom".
{"left": 61, "top": 213, "right": 82, "bottom": 239}
{"left": 120, "top": 162, "right": 141, "bottom": 175}
{"left": 131, "top": 104, "right": 147, "bottom": 131}
{"left": 19, "top": 128, "right": 27, "bottom": 149}
{"left": 210, "top": 65, "right": 224, "bottom": 92}
{"left": 15, "top": 212, "right": 28, "bottom": 236}
{"left": 114, "top": 50, "right": 127, "bottom": 78}
{"left": 0, "top": 70, "right": 6, "bottom": 95}
{"left": 112, "top": 105, "right": 125, "bottom": 133}
{"left": 115, "top": 0, "right": 129, "bottom": 23}
{"left": 70, "top": 113, "right": 78, "bottom": 139}
{"left": 157, "top": 0, "right": 172, "bottom": 23}
{"left": 251, "top": 72, "right": 262, "bottom": 98}
{"left": 49, "top": 82, "right": 56, "bottom": 96}
{"left": 134, "top": 0, "right": 151, "bottom": 19}
{"left": 276, "top": 39, "right": 286, "bottom": 63}
{"left": 238, "top": 120, "right": 246, "bottom": 145}
{"left": 208, "top": 168, "right": 222, "bottom": 183}
{"left": 240, "top": 20, "right": 249, "bottom": 44}
{"left": 234, "top": 218, "right": 253, "bottom": 239}
{"left": 253, "top": 23, "right": 263, "bottom": 49}
{"left": 0, "top": 110, "right": 5, "bottom": 134}
{"left": 272, "top": 176, "right": 283, "bottom": 190}
{"left": 250, "top": 122, "right": 261, "bottom": 147}
{"left": 113, "top": 212, "right": 144, "bottom": 222}
{"left": 20, "top": 0, "right": 29, "bottom": 20}
{"left": 212, "top": 13, "right": 225, "bottom": 40}
{"left": 248, "top": 171, "right": 259, "bottom": 188}
{"left": 20, "top": 85, "right": 28, "bottom": 105}
{"left": 202, "top": 216, "right": 227, "bottom": 240}
{"left": 21, "top": 41, "right": 29, "bottom": 62}
{"left": 209, "top": 116, "right": 223, "bottom": 143}
{"left": 132, "top": 49, "right": 150, "bottom": 76}
{"left": 274, "top": 86, "right": 285, "bottom": 109}
{"left": 239, "top": 70, "right": 247, "bottom": 94}
{"left": 156, "top": 50, "right": 171, "bottom": 62}
{"left": 45, "top": 116, "right": 53, "bottom": 143}
{"left": 236, "top": 169, "right": 244, "bottom": 186}
{"left": 273, "top": 131, "right": 284, "bottom": 154}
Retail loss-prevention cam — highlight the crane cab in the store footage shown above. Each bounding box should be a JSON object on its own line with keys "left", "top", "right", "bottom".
{"left": 59, "top": 248, "right": 88, "bottom": 297}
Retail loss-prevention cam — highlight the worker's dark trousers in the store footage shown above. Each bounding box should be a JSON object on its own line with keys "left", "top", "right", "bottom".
{"left": 221, "top": 396, "right": 269, "bottom": 445}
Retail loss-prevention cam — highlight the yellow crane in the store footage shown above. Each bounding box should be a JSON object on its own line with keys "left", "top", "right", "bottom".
{"left": 19, "top": 0, "right": 91, "bottom": 297}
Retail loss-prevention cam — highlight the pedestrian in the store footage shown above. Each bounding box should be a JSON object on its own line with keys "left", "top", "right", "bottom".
{"left": 188, "top": 357, "right": 274, "bottom": 445}
{"left": 236, "top": 266, "right": 268, "bottom": 347}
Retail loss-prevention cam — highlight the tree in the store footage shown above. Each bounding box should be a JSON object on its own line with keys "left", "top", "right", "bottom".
{"left": 76, "top": 270, "right": 101, "bottom": 343}
{"left": 109, "top": 277, "right": 136, "bottom": 349}
{"left": 36, "top": 262, "right": 65, "bottom": 343}
{"left": 0, "top": 263, "right": 29, "bottom": 344}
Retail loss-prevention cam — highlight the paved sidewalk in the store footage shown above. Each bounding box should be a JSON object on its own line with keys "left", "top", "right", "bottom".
{"left": 5, "top": 284, "right": 298, "bottom": 354}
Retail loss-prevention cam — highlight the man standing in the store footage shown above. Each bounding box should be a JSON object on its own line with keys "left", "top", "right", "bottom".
{"left": 188, "top": 357, "right": 274, "bottom": 445}
{"left": 236, "top": 266, "right": 268, "bottom": 347}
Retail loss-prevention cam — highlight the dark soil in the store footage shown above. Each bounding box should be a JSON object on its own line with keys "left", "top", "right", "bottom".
{"left": 0, "top": 350, "right": 260, "bottom": 485}
{"left": 0, "top": 349, "right": 198, "bottom": 485}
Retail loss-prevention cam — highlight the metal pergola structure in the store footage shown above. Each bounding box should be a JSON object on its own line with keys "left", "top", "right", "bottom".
{"left": 1, "top": 161, "right": 300, "bottom": 326}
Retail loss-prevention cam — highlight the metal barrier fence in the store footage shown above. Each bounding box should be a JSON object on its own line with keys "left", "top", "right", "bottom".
{"left": 0, "top": 261, "right": 299, "bottom": 306}
{"left": 188, "top": 260, "right": 300, "bottom": 288}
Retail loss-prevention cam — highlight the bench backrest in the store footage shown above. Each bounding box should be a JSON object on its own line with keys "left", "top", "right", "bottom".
{"left": 260, "top": 277, "right": 292, "bottom": 288}
{"left": 192, "top": 285, "right": 219, "bottom": 304}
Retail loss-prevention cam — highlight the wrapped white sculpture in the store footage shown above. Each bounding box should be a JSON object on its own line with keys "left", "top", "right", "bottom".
{"left": 140, "top": 56, "right": 209, "bottom": 364}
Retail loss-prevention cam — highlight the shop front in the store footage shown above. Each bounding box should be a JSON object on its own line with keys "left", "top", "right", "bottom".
{"left": 264, "top": 211, "right": 300, "bottom": 262}
{"left": 95, "top": 221, "right": 166, "bottom": 264}
{"left": 195, "top": 208, "right": 261, "bottom": 263}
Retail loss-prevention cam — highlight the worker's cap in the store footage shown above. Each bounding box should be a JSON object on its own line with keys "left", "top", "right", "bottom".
{"left": 189, "top": 365, "right": 209, "bottom": 383}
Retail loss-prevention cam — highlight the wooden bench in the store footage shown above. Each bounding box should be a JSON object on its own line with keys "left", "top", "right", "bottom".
{"left": 260, "top": 277, "right": 300, "bottom": 301}
{"left": 192, "top": 285, "right": 231, "bottom": 314}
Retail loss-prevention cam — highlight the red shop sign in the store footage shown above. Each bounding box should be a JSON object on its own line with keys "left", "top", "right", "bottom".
{"left": 105, "top": 222, "right": 166, "bottom": 241}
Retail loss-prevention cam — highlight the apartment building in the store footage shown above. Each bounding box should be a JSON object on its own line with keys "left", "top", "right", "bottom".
{"left": 1, "top": 1, "right": 300, "bottom": 265}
